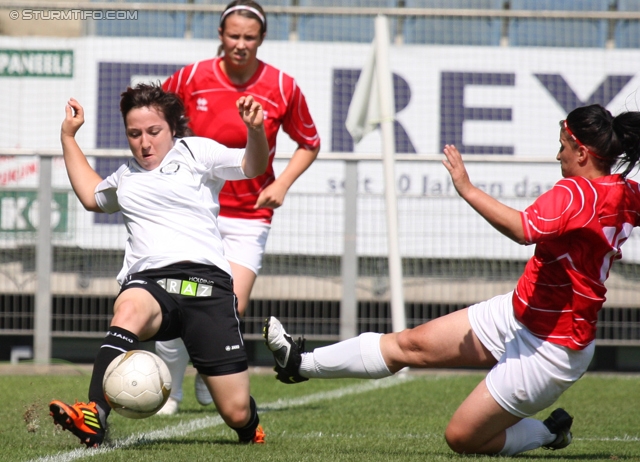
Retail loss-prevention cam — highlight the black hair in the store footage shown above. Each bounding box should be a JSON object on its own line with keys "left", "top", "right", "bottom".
{"left": 564, "top": 104, "right": 640, "bottom": 178}
{"left": 120, "top": 83, "right": 191, "bottom": 138}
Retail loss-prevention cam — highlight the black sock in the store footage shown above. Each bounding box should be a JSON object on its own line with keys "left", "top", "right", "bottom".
{"left": 88, "top": 326, "right": 139, "bottom": 423}
{"left": 232, "top": 396, "right": 260, "bottom": 443}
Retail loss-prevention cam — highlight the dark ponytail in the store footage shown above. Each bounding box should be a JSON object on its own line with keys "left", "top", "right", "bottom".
{"left": 611, "top": 112, "right": 640, "bottom": 178}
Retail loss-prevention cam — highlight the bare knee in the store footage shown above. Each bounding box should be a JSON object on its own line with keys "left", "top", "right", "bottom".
{"left": 217, "top": 400, "right": 251, "bottom": 428}
{"left": 387, "top": 328, "right": 431, "bottom": 368}
{"left": 111, "top": 299, "right": 140, "bottom": 326}
{"left": 444, "top": 420, "right": 499, "bottom": 455}
{"left": 444, "top": 424, "right": 467, "bottom": 454}
{"left": 444, "top": 422, "right": 478, "bottom": 454}
{"left": 395, "top": 329, "right": 423, "bottom": 353}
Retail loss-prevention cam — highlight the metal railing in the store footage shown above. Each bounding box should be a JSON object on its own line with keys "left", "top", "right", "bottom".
{"left": 1, "top": 1, "right": 639, "bottom": 48}
{"left": 1, "top": 150, "right": 639, "bottom": 364}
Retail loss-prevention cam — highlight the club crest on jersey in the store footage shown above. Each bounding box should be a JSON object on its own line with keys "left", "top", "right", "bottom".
{"left": 160, "top": 161, "right": 180, "bottom": 174}
{"left": 196, "top": 97, "right": 208, "bottom": 112}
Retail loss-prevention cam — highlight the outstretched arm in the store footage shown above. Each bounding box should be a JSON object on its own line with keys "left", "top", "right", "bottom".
{"left": 61, "top": 98, "right": 104, "bottom": 212}
{"left": 254, "top": 144, "right": 320, "bottom": 210}
{"left": 237, "top": 95, "right": 269, "bottom": 178}
{"left": 442, "top": 144, "right": 525, "bottom": 244}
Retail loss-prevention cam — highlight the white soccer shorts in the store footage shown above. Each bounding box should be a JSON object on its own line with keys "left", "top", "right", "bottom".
{"left": 468, "top": 291, "right": 595, "bottom": 418}
{"left": 218, "top": 215, "right": 271, "bottom": 275}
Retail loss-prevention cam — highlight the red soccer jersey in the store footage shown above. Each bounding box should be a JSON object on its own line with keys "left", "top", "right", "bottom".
{"left": 163, "top": 57, "right": 320, "bottom": 222}
{"left": 516, "top": 174, "right": 640, "bottom": 350}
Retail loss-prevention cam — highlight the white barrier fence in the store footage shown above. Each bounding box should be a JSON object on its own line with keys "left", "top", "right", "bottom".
{"left": 1, "top": 151, "right": 639, "bottom": 364}
{"left": 1, "top": 4, "right": 640, "bottom": 362}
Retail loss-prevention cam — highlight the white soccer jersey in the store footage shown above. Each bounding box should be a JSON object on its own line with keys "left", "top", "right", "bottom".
{"left": 94, "top": 137, "right": 247, "bottom": 284}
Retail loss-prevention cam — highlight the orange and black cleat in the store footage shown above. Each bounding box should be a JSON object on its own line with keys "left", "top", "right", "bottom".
{"left": 49, "top": 400, "right": 105, "bottom": 448}
{"left": 239, "top": 424, "right": 266, "bottom": 444}
{"left": 252, "top": 424, "right": 266, "bottom": 444}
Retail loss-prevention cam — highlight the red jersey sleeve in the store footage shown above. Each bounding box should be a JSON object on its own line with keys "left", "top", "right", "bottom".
{"left": 281, "top": 78, "right": 320, "bottom": 150}
{"left": 521, "top": 177, "right": 597, "bottom": 244}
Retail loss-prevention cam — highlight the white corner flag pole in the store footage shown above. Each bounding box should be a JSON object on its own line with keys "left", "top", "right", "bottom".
{"left": 375, "top": 15, "right": 406, "bottom": 333}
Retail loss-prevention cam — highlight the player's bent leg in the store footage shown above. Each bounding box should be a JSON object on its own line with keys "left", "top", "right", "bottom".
{"left": 445, "top": 379, "right": 564, "bottom": 456}
{"left": 445, "top": 378, "right": 521, "bottom": 455}
{"left": 206, "top": 371, "right": 251, "bottom": 425}
{"left": 155, "top": 338, "right": 190, "bottom": 414}
{"left": 205, "top": 371, "right": 264, "bottom": 443}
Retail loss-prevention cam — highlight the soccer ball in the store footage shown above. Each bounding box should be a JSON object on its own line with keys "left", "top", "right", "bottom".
{"left": 103, "top": 350, "right": 172, "bottom": 419}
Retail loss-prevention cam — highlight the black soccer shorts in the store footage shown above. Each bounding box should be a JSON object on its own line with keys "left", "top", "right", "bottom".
{"left": 119, "top": 262, "right": 248, "bottom": 376}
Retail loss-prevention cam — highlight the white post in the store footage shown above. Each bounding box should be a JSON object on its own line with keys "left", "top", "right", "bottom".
{"left": 375, "top": 15, "right": 406, "bottom": 333}
{"left": 340, "top": 160, "right": 358, "bottom": 340}
{"left": 34, "top": 155, "right": 53, "bottom": 364}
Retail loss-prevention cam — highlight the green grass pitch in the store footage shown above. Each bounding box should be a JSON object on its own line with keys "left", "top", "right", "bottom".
{"left": 2, "top": 367, "right": 640, "bottom": 461}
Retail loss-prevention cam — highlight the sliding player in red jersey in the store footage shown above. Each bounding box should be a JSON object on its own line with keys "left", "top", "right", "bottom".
{"left": 265, "top": 103, "right": 640, "bottom": 456}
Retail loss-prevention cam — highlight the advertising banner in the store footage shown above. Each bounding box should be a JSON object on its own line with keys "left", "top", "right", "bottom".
{"left": 0, "top": 37, "right": 638, "bottom": 260}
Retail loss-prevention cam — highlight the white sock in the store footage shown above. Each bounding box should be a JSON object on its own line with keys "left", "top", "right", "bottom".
{"left": 155, "top": 338, "right": 190, "bottom": 402}
{"left": 300, "top": 333, "right": 392, "bottom": 379}
{"left": 499, "top": 418, "right": 555, "bottom": 456}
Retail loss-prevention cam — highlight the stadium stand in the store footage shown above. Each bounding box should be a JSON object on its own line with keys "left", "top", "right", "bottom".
{"left": 191, "top": 0, "right": 292, "bottom": 40}
{"left": 508, "top": 0, "right": 610, "bottom": 48}
{"left": 91, "top": 0, "right": 188, "bottom": 38}
{"left": 402, "top": 0, "right": 503, "bottom": 46}
{"left": 614, "top": 0, "right": 640, "bottom": 48}
{"left": 297, "top": 0, "right": 398, "bottom": 43}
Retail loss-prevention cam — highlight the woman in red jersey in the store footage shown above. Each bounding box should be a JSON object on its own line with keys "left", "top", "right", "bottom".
{"left": 156, "top": 0, "right": 321, "bottom": 414}
{"left": 265, "top": 104, "right": 640, "bottom": 456}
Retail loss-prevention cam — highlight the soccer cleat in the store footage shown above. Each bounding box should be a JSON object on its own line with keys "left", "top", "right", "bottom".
{"left": 542, "top": 408, "right": 573, "bottom": 450}
{"left": 49, "top": 400, "right": 105, "bottom": 448}
{"left": 155, "top": 397, "right": 179, "bottom": 416}
{"left": 250, "top": 424, "right": 266, "bottom": 444}
{"left": 195, "top": 373, "right": 213, "bottom": 406}
{"left": 263, "top": 316, "right": 308, "bottom": 384}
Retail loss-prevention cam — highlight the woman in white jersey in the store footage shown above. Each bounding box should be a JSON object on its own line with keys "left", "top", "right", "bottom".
{"left": 156, "top": 0, "right": 321, "bottom": 414}
{"left": 49, "top": 83, "right": 269, "bottom": 448}
{"left": 264, "top": 104, "right": 640, "bottom": 456}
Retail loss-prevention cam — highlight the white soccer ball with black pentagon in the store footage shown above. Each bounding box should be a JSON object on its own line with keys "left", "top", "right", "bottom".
{"left": 103, "top": 350, "right": 172, "bottom": 419}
